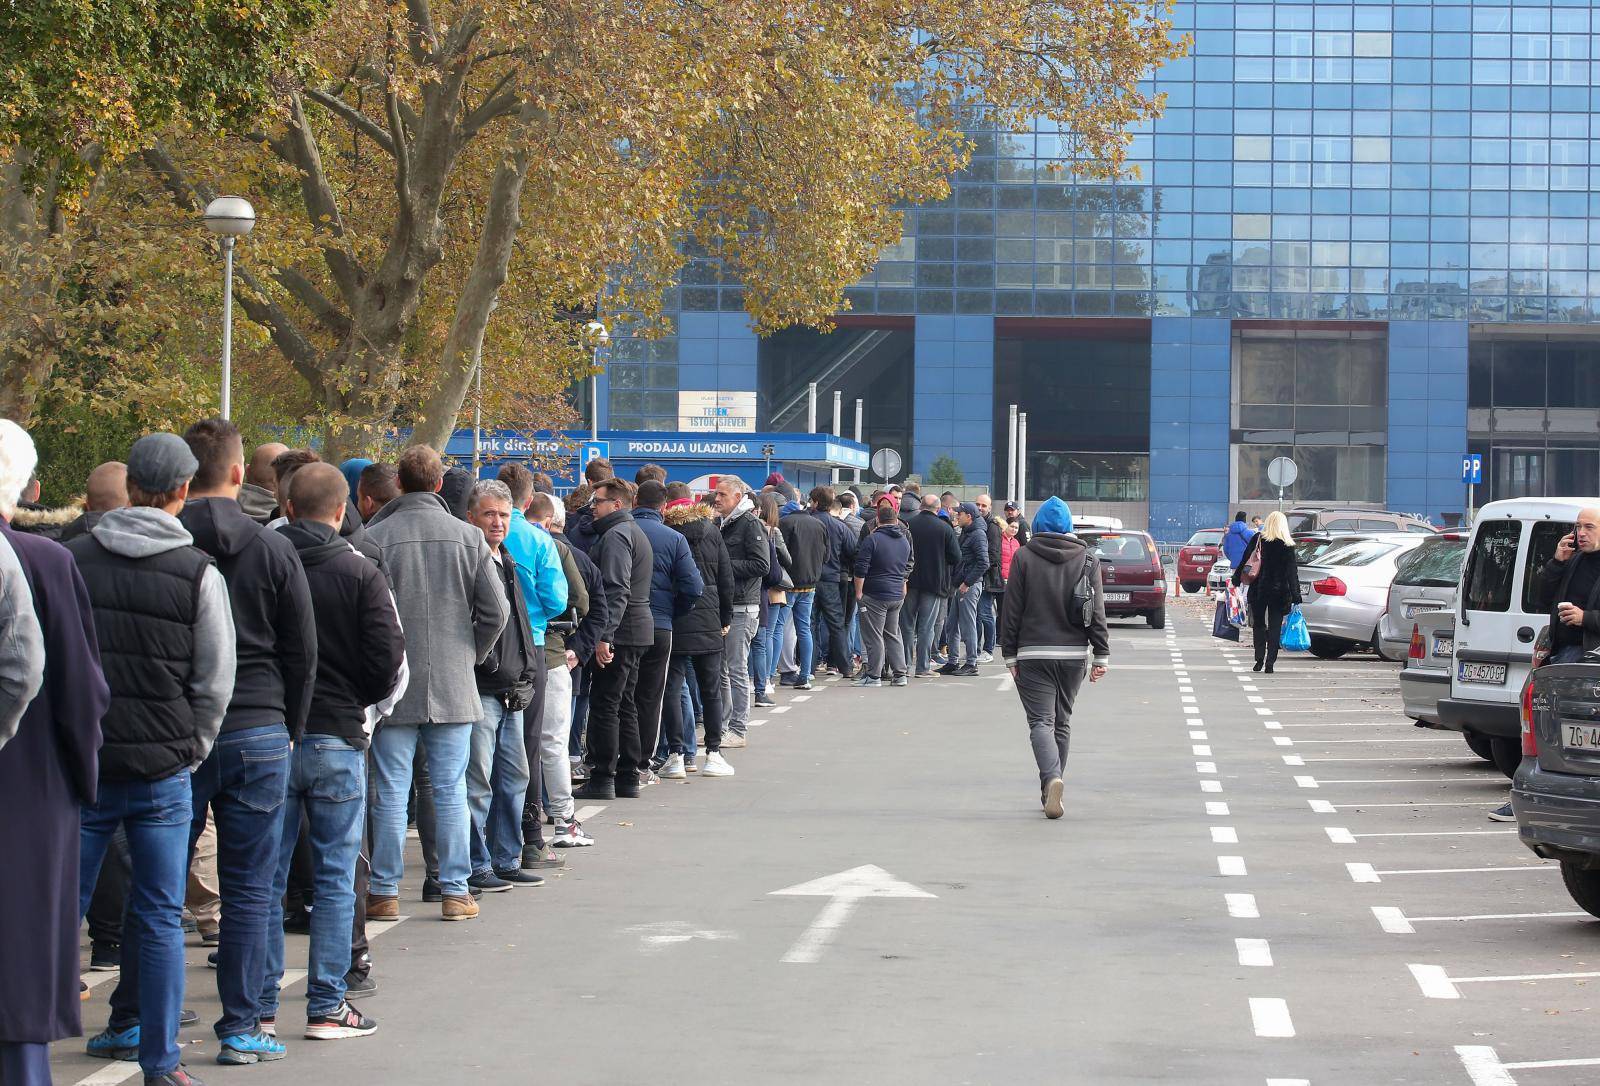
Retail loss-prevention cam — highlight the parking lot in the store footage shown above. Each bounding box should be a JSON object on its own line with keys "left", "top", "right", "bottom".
{"left": 1170, "top": 590, "right": 1600, "bottom": 1085}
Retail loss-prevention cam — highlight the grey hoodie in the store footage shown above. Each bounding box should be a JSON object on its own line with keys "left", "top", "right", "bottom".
{"left": 237, "top": 482, "right": 278, "bottom": 524}
{"left": 90, "top": 506, "right": 238, "bottom": 766}
{"left": 0, "top": 532, "right": 44, "bottom": 752}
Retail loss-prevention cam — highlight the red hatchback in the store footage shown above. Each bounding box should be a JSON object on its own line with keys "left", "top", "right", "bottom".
{"left": 1176, "top": 528, "right": 1225, "bottom": 593}
{"left": 1078, "top": 529, "right": 1167, "bottom": 629}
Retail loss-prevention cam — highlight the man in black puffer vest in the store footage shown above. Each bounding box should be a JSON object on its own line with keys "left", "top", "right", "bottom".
{"left": 69, "top": 432, "right": 237, "bottom": 1085}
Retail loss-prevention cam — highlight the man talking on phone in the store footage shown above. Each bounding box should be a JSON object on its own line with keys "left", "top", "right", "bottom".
{"left": 1492, "top": 508, "right": 1600, "bottom": 823}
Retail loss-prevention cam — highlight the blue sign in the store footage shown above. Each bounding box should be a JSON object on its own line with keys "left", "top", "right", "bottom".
{"left": 581, "top": 440, "right": 610, "bottom": 467}
{"left": 1462, "top": 454, "right": 1482, "bottom": 485}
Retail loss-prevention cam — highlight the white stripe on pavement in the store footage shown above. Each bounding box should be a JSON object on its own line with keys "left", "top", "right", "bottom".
{"left": 1218, "top": 856, "right": 1248, "bottom": 876}
{"left": 1250, "top": 998, "right": 1295, "bottom": 1037}
{"left": 1237, "top": 938, "right": 1274, "bottom": 967}
{"left": 1226, "top": 893, "right": 1259, "bottom": 918}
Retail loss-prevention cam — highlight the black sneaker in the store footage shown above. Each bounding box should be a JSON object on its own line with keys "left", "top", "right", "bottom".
{"left": 180, "top": 1008, "right": 200, "bottom": 1027}
{"left": 281, "top": 908, "right": 311, "bottom": 934}
{"left": 90, "top": 940, "right": 121, "bottom": 971}
{"left": 206, "top": 952, "right": 218, "bottom": 969}
{"left": 493, "top": 867, "right": 545, "bottom": 886}
{"left": 342, "top": 971, "right": 377, "bottom": 998}
{"left": 304, "top": 1001, "right": 377, "bottom": 1040}
{"left": 935, "top": 663, "right": 959, "bottom": 675}
{"left": 753, "top": 692, "right": 776, "bottom": 707}
{"left": 614, "top": 780, "right": 641, "bottom": 799}
{"left": 573, "top": 777, "right": 615, "bottom": 800}
{"left": 955, "top": 664, "right": 980, "bottom": 677}
{"left": 421, "top": 875, "right": 443, "bottom": 903}
{"left": 1488, "top": 802, "right": 1516, "bottom": 822}
{"left": 200, "top": 928, "right": 220, "bottom": 947}
{"left": 467, "top": 870, "right": 512, "bottom": 893}
{"left": 145, "top": 1066, "right": 206, "bottom": 1086}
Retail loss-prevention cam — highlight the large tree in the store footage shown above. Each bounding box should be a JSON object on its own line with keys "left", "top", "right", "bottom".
{"left": 33, "top": 0, "right": 1185, "bottom": 457}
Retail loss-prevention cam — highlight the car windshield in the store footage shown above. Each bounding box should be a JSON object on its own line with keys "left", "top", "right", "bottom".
{"left": 1082, "top": 533, "right": 1153, "bottom": 563}
{"left": 1317, "top": 540, "right": 1399, "bottom": 568}
{"left": 1287, "top": 513, "right": 1317, "bottom": 533}
{"left": 1186, "top": 530, "right": 1224, "bottom": 547}
{"left": 1461, "top": 520, "right": 1522, "bottom": 613}
{"left": 1393, "top": 537, "right": 1467, "bottom": 588}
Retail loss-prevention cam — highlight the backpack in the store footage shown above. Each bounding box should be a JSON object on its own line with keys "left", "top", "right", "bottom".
{"left": 1070, "top": 553, "right": 1099, "bottom": 628}
{"left": 1241, "top": 540, "right": 1263, "bottom": 586}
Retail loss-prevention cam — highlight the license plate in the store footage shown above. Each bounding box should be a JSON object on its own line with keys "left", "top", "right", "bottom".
{"left": 1195, "top": 557, "right": 1213, "bottom": 564}
{"left": 1458, "top": 661, "right": 1507, "bottom": 684}
{"left": 1432, "top": 637, "right": 1454, "bottom": 659}
{"left": 1404, "top": 603, "right": 1443, "bottom": 618}
{"left": 1563, "top": 724, "right": 1600, "bottom": 750}
{"left": 1104, "top": 592, "right": 1131, "bottom": 603}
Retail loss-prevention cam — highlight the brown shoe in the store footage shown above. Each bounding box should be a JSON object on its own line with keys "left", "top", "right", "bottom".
{"left": 366, "top": 894, "right": 399, "bottom": 921}
{"left": 441, "top": 894, "right": 479, "bottom": 922}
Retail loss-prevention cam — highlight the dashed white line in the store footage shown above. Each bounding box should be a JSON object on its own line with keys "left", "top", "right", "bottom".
{"left": 769, "top": 705, "right": 791, "bottom": 714}
{"left": 1206, "top": 801, "right": 1231, "bottom": 816}
{"left": 1193, "top": 744, "right": 1213, "bottom": 756}
{"left": 1226, "top": 892, "right": 1259, "bottom": 918}
{"left": 1196, "top": 761, "right": 1218, "bottom": 774}
{"left": 1190, "top": 730, "right": 1208, "bottom": 740}
{"left": 1237, "top": 938, "right": 1274, "bottom": 967}
{"left": 1325, "top": 827, "right": 1356, "bottom": 844}
{"left": 1218, "top": 856, "right": 1248, "bottom": 876}
{"left": 1272, "top": 736, "right": 1293, "bottom": 746}
{"left": 1249, "top": 997, "right": 1295, "bottom": 1038}
{"left": 1201, "top": 780, "right": 1224, "bottom": 793}
{"left": 1282, "top": 755, "right": 1304, "bottom": 766}
{"left": 1211, "top": 826, "right": 1239, "bottom": 844}
{"left": 1307, "top": 799, "right": 1336, "bottom": 813}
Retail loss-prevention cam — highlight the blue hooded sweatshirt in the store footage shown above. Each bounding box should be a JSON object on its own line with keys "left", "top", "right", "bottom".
{"left": 1222, "top": 519, "right": 1256, "bottom": 566}
{"left": 1032, "top": 496, "right": 1074, "bottom": 536}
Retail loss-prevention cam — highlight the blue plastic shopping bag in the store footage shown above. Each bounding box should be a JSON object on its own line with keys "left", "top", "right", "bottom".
{"left": 1280, "top": 605, "right": 1311, "bottom": 653}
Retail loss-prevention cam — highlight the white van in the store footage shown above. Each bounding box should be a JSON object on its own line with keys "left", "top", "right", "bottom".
{"left": 1440, "top": 497, "right": 1595, "bottom": 774}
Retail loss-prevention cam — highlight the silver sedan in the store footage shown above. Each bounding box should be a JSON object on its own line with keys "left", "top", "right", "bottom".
{"left": 1296, "top": 534, "right": 1430, "bottom": 660}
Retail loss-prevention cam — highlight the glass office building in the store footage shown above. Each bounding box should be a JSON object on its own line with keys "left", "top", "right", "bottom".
{"left": 596, "top": 0, "right": 1600, "bottom": 539}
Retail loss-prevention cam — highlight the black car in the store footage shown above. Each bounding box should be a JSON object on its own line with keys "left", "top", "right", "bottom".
{"left": 1513, "top": 651, "right": 1600, "bottom": 916}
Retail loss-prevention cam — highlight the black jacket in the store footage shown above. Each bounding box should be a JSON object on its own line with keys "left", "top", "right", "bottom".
{"left": 667, "top": 502, "right": 736, "bottom": 655}
{"left": 999, "top": 532, "right": 1111, "bottom": 668}
{"left": 812, "top": 509, "right": 857, "bottom": 582}
{"left": 956, "top": 518, "right": 991, "bottom": 589}
{"left": 277, "top": 520, "right": 404, "bottom": 747}
{"left": 475, "top": 548, "right": 538, "bottom": 708}
{"left": 591, "top": 508, "right": 655, "bottom": 648}
{"left": 907, "top": 510, "right": 961, "bottom": 595}
{"left": 567, "top": 502, "right": 600, "bottom": 555}
{"left": 11, "top": 502, "right": 79, "bottom": 541}
{"left": 565, "top": 539, "right": 604, "bottom": 665}
{"left": 1231, "top": 535, "right": 1302, "bottom": 609}
{"left": 58, "top": 509, "right": 107, "bottom": 544}
{"left": 982, "top": 517, "right": 1004, "bottom": 591}
{"left": 180, "top": 496, "right": 316, "bottom": 736}
{"left": 339, "top": 499, "right": 382, "bottom": 567}
{"left": 778, "top": 509, "right": 827, "bottom": 590}
{"left": 1536, "top": 551, "right": 1600, "bottom": 653}
{"left": 720, "top": 503, "right": 771, "bottom": 607}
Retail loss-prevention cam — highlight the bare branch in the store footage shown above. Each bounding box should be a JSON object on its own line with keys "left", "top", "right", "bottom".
{"left": 405, "top": 0, "right": 438, "bottom": 64}
{"left": 273, "top": 268, "right": 353, "bottom": 337}
{"left": 305, "top": 88, "right": 396, "bottom": 155}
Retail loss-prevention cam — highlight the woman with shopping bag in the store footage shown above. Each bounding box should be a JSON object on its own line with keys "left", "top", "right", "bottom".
{"left": 1230, "top": 510, "right": 1301, "bottom": 673}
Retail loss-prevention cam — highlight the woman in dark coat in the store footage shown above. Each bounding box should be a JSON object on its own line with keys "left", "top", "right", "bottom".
{"left": 0, "top": 478, "right": 108, "bottom": 1083}
{"left": 1230, "top": 509, "right": 1302, "bottom": 674}
{"left": 663, "top": 487, "right": 737, "bottom": 774}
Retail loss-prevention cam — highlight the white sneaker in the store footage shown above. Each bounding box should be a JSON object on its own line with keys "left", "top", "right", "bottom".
{"left": 660, "top": 753, "right": 687, "bottom": 779}
{"left": 722, "top": 732, "right": 747, "bottom": 749}
{"left": 978, "top": 651, "right": 995, "bottom": 664}
{"left": 701, "top": 752, "right": 736, "bottom": 777}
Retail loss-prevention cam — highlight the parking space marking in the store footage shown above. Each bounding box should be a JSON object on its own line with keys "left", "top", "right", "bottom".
{"left": 1307, "top": 800, "right": 1336, "bottom": 813}
{"left": 1269, "top": 708, "right": 1399, "bottom": 714}
{"left": 1190, "top": 730, "right": 1208, "bottom": 739}
{"left": 1298, "top": 737, "right": 1469, "bottom": 744}
{"left": 1373, "top": 906, "right": 1587, "bottom": 935}
{"left": 1255, "top": 708, "right": 1274, "bottom": 716}
{"left": 1412, "top": 964, "right": 1600, "bottom": 1000}
{"left": 1265, "top": 721, "right": 1282, "bottom": 729}
{"left": 1272, "top": 737, "right": 1294, "bottom": 746}
{"left": 575, "top": 805, "right": 608, "bottom": 822}
{"left": 1353, "top": 829, "right": 1516, "bottom": 839}
{"left": 1454, "top": 1046, "right": 1524, "bottom": 1086}
{"left": 1276, "top": 721, "right": 1421, "bottom": 728}
{"left": 1249, "top": 997, "right": 1295, "bottom": 1038}
{"left": 1353, "top": 863, "right": 1556, "bottom": 882}
{"left": 1282, "top": 755, "right": 1304, "bottom": 766}
{"left": 1294, "top": 776, "right": 1319, "bottom": 788}
{"left": 1265, "top": 1080, "right": 1311, "bottom": 1086}
{"left": 1325, "top": 826, "right": 1357, "bottom": 843}
{"left": 1206, "top": 801, "right": 1231, "bottom": 816}
{"left": 1201, "top": 780, "right": 1224, "bottom": 793}
{"left": 1237, "top": 938, "right": 1274, "bottom": 967}
{"left": 1219, "top": 856, "right": 1248, "bottom": 876}
{"left": 1197, "top": 761, "right": 1218, "bottom": 774}
{"left": 1247, "top": 695, "right": 1265, "bottom": 703}
{"left": 769, "top": 706, "right": 791, "bottom": 714}
{"left": 1193, "top": 744, "right": 1213, "bottom": 756}
{"left": 1347, "top": 863, "right": 1381, "bottom": 883}
{"left": 1226, "top": 892, "right": 1259, "bottom": 918}
{"left": 1211, "top": 826, "right": 1239, "bottom": 844}
{"left": 1185, "top": 706, "right": 1201, "bottom": 715}
{"left": 1322, "top": 801, "right": 1500, "bottom": 809}
{"left": 1302, "top": 756, "right": 1478, "bottom": 763}
{"left": 1313, "top": 776, "right": 1491, "bottom": 784}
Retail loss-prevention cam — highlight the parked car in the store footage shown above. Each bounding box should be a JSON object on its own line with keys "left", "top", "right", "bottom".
{"left": 1512, "top": 651, "right": 1600, "bottom": 917}
{"left": 1375, "top": 532, "right": 1470, "bottom": 660}
{"left": 1177, "top": 528, "right": 1225, "bottom": 593}
{"left": 1287, "top": 507, "right": 1437, "bottom": 534}
{"left": 1296, "top": 534, "right": 1429, "bottom": 659}
{"left": 1207, "top": 557, "right": 1233, "bottom": 594}
{"left": 1400, "top": 610, "right": 1456, "bottom": 729}
{"left": 1440, "top": 498, "right": 1591, "bottom": 779}
{"left": 1078, "top": 528, "right": 1166, "bottom": 629}
{"left": 1074, "top": 515, "right": 1124, "bottom": 531}
{"left": 1294, "top": 532, "right": 1371, "bottom": 567}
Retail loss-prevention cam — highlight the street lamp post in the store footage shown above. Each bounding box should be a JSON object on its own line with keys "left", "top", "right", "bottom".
{"left": 585, "top": 320, "right": 609, "bottom": 441}
{"left": 202, "top": 196, "right": 256, "bottom": 419}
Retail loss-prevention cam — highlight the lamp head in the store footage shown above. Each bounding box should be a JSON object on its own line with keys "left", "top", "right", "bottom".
{"left": 584, "top": 320, "right": 610, "bottom": 346}
{"left": 203, "top": 195, "right": 256, "bottom": 238}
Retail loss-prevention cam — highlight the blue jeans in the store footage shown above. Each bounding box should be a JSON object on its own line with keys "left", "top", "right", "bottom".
{"left": 187, "top": 723, "right": 291, "bottom": 1038}
{"left": 956, "top": 586, "right": 983, "bottom": 666}
{"left": 790, "top": 590, "right": 815, "bottom": 681}
{"left": 261, "top": 737, "right": 365, "bottom": 1018}
{"left": 80, "top": 772, "right": 193, "bottom": 1077}
{"left": 749, "top": 616, "right": 773, "bottom": 692}
{"left": 902, "top": 588, "right": 943, "bottom": 673}
{"left": 980, "top": 590, "right": 999, "bottom": 654}
{"left": 469, "top": 695, "right": 530, "bottom": 874}
{"left": 371, "top": 721, "right": 472, "bottom": 897}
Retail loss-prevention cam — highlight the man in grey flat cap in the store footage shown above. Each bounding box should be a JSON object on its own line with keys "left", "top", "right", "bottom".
{"left": 67, "top": 431, "right": 237, "bottom": 1086}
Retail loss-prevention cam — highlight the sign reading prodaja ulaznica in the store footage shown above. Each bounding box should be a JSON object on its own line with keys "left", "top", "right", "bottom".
{"left": 679, "top": 390, "right": 757, "bottom": 433}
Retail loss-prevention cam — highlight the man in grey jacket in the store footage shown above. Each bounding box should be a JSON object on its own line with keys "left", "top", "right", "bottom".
{"left": 365, "top": 445, "right": 508, "bottom": 923}
{"left": 0, "top": 533, "right": 42, "bottom": 752}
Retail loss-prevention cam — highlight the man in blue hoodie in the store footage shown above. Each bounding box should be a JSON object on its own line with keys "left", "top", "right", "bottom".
{"left": 853, "top": 503, "right": 914, "bottom": 687}
{"left": 1222, "top": 511, "right": 1255, "bottom": 568}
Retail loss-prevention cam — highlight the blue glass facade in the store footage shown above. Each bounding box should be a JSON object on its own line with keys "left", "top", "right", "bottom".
{"left": 608, "top": 0, "right": 1600, "bottom": 539}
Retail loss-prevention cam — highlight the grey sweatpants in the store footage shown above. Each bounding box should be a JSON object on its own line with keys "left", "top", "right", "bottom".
{"left": 721, "top": 607, "right": 759, "bottom": 736}
{"left": 859, "top": 595, "right": 906, "bottom": 680}
{"left": 1014, "top": 659, "right": 1088, "bottom": 789}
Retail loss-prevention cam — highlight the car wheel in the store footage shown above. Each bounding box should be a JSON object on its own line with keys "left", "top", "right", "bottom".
{"left": 1309, "top": 636, "right": 1350, "bottom": 660}
{"left": 1182, "top": 582, "right": 1202, "bottom": 594}
{"left": 1372, "top": 626, "right": 1403, "bottom": 662}
{"left": 1464, "top": 732, "right": 1495, "bottom": 762}
{"left": 1489, "top": 736, "right": 1522, "bottom": 778}
{"left": 1147, "top": 608, "right": 1166, "bottom": 630}
{"left": 1561, "top": 862, "right": 1600, "bottom": 920}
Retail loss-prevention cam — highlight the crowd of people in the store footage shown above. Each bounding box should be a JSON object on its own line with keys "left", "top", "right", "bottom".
{"left": 0, "top": 415, "right": 1084, "bottom": 1086}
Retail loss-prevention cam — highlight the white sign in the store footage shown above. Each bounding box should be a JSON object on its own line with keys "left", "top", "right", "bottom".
{"left": 871, "top": 448, "right": 903, "bottom": 481}
{"left": 1267, "top": 456, "right": 1299, "bottom": 489}
{"left": 769, "top": 864, "right": 935, "bottom": 964}
{"left": 679, "top": 390, "right": 756, "bottom": 433}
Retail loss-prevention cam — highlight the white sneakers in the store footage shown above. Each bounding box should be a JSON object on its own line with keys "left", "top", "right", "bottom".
{"left": 977, "top": 651, "right": 995, "bottom": 664}
{"left": 721, "top": 732, "right": 747, "bottom": 749}
{"left": 701, "top": 752, "right": 736, "bottom": 777}
{"left": 660, "top": 753, "right": 687, "bottom": 779}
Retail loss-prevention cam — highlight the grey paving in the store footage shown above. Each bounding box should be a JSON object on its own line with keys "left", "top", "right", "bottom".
{"left": 51, "top": 599, "right": 1600, "bottom": 1085}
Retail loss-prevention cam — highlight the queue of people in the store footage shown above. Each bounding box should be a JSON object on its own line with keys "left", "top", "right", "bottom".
{"left": 0, "top": 418, "right": 1062, "bottom": 1086}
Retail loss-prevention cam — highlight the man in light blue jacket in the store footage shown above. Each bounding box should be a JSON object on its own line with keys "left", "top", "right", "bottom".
{"left": 1222, "top": 511, "right": 1256, "bottom": 568}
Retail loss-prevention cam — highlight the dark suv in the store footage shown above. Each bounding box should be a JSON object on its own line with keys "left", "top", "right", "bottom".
{"left": 1513, "top": 655, "right": 1600, "bottom": 916}
{"left": 1078, "top": 529, "right": 1166, "bottom": 630}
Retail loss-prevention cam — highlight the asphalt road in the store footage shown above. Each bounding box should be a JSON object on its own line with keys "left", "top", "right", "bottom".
{"left": 54, "top": 597, "right": 1600, "bottom": 1085}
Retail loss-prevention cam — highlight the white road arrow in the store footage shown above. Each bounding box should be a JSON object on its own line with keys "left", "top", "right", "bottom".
{"left": 769, "top": 864, "right": 936, "bottom": 964}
